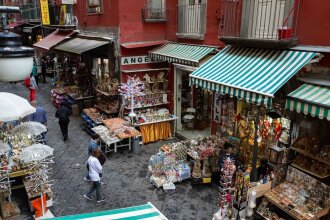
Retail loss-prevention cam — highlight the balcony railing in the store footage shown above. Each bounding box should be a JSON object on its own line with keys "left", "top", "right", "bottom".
{"left": 177, "top": 3, "right": 207, "bottom": 40}
{"left": 219, "top": 0, "right": 300, "bottom": 48}
{"left": 142, "top": 6, "right": 168, "bottom": 22}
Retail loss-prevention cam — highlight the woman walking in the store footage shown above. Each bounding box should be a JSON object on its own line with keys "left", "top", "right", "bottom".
{"left": 84, "top": 148, "right": 105, "bottom": 202}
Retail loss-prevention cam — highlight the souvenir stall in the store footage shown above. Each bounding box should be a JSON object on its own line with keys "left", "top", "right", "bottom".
{"left": 0, "top": 131, "right": 54, "bottom": 219}
{"left": 148, "top": 135, "right": 225, "bottom": 188}
{"left": 285, "top": 83, "right": 330, "bottom": 180}
{"left": 119, "top": 75, "right": 177, "bottom": 144}
{"left": 50, "top": 55, "right": 95, "bottom": 111}
{"left": 214, "top": 95, "right": 291, "bottom": 178}
{"left": 81, "top": 108, "right": 105, "bottom": 136}
{"left": 257, "top": 166, "right": 330, "bottom": 220}
{"left": 92, "top": 118, "right": 141, "bottom": 154}
{"left": 0, "top": 93, "right": 54, "bottom": 219}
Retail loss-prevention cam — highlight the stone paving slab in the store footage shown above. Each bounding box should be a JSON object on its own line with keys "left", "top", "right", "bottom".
{"left": 0, "top": 82, "right": 219, "bottom": 220}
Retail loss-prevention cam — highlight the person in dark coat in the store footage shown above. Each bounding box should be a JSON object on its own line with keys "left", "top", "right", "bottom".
{"left": 218, "top": 142, "right": 236, "bottom": 169}
{"left": 55, "top": 103, "right": 72, "bottom": 141}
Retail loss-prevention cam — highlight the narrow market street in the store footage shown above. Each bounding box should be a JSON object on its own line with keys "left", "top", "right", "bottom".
{"left": 0, "top": 81, "right": 218, "bottom": 220}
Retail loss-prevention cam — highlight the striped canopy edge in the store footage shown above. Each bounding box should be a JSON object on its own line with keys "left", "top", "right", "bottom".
{"left": 48, "top": 202, "right": 168, "bottom": 220}
{"left": 189, "top": 46, "right": 316, "bottom": 108}
{"left": 148, "top": 43, "right": 216, "bottom": 67}
{"left": 285, "top": 83, "right": 330, "bottom": 121}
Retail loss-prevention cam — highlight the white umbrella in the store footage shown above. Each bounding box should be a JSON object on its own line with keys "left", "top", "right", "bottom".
{"left": 0, "top": 92, "right": 36, "bottom": 122}
{"left": 12, "top": 122, "right": 47, "bottom": 136}
{"left": 19, "top": 144, "right": 54, "bottom": 163}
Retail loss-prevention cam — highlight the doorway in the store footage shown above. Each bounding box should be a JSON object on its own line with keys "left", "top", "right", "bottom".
{"left": 175, "top": 67, "right": 211, "bottom": 139}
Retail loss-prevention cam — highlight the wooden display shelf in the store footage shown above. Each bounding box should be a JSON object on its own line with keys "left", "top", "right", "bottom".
{"left": 290, "top": 147, "right": 330, "bottom": 165}
{"left": 264, "top": 192, "right": 329, "bottom": 220}
{"left": 95, "top": 89, "right": 118, "bottom": 97}
{"left": 94, "top": 105, "right": 118, "bottom": 114}
{"left": 290, "top": 163, "right": 330, "bottom": 179}
{"left": 9, "top": 169, "right": 32, "bottom": 178}
{"left": 124, "top": 102, "right": 169, "bottom": 110}
{"left": 132, "top": 116, "right": 177, "bottom": 127}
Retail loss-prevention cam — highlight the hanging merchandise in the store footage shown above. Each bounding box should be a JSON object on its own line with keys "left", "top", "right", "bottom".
{"left": 217, "top": 157, "right": 236, "bottom": 220}
{"left": 118, "top": 76, "right": 145, "bottom": 119}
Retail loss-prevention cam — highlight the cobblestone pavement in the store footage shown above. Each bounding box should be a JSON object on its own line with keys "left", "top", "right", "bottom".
{"left": 1, "top": 81, "right": 219, "bottom": 220}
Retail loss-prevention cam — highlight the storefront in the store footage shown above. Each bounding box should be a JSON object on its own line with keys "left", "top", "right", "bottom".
{"left": 119, "top": 41, "right": 174, "bottom": 144}
{"left": 49, "top": 35, "right": 113, "bottom": 114}
{"left": 148, "top": 43, "right": 218, "bottom": 140}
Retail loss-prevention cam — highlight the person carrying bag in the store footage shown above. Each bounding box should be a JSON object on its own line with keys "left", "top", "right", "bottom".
{"left": 84, "top": 148, "right": 105, "bottom": 202}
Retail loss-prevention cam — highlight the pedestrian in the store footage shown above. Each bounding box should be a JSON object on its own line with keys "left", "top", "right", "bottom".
{"left": 41, "top": 56, "right": 47, "bottom": 83}
{"left": 84, "top": 148, "right": 105, "bottom": 203}
{"left": 55, "top": 103, "right": 72, "bottom": 141}
{"left": 217, "top": 143, "right": 236, "bottom": 169}
{"left": 29, "top": 73, "right": 38, "bottom": 102}
{"left": 32, "top": 59, "right": 39, "bottom": 86}
{"left": 84, "top": 134, "right": 101, "bottom": 181}
{"left": 29, "top": 101, "right": 47, "bottom": 144}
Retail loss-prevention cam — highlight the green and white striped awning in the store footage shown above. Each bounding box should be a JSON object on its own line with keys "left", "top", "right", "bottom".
{"left": 286, "top": 83, "right": 330, "bottom": 121}
{"left": 49, "top": 202, "right": 168, "bottom": 220}
{"left": 149, "top": 43, "right": 216, "bottom": 66}
{"left": 190, "top": 46, "right": 316, "bottom": 108}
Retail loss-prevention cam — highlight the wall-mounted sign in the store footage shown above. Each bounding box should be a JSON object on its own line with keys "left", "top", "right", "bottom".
{"left": 39, "top": 0, "right": 50, "bottom": 25}
{"left": 121, "top": 55, "right": 160, "bottom": 65}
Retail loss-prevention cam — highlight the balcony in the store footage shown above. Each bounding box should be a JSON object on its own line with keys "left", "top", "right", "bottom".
{"left": 177, "top": 3, "right": 207, "bottom": 40}
{"left": 218, "top": 0, "right": 300, "bottom": 49}
{"left": 142, "top": 6, "right": 168, "bottom": 22}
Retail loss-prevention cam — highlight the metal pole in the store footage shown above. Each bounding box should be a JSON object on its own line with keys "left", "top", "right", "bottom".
{"left": 251, "top": 107, "right": 261, "bottom": 182}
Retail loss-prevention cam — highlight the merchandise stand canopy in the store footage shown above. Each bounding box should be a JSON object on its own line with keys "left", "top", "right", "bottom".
{"left": 189, "top": 46, "right": 316, "bottom": 108}
{"left": 148, "top": 43, "right": 216, "bottom": 66}
{"left": 285, "top": 83, "right": 330, "bottom": 120}
{"left": 33, "top": 29, "right": 77, "bottom": 51}
{"left": 53, "top": 37, "right": 110, "bottom": 55}
{"left": 48, "top": 202, "right": 168, "bottom": 220}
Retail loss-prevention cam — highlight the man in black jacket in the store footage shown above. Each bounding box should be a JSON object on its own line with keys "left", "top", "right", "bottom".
{"left": 218, "top": 142, "right": 236, "bottom": 169}
{"left": 55, "top": 103, "right": 72, "bottom": 141}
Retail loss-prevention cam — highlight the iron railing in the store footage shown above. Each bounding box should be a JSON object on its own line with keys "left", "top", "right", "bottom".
{"left": 142, "top": 6, "right": 168, "bottom": 22}
{"left": 219, "top": 0, "right": 300, "bottom": 40}
{"left": 177, "top": 3, "right": 207, "bottom": 39}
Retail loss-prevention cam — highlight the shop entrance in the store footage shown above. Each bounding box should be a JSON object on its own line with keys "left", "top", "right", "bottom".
{"left": 175, "top": 68, "right": 211, "bottom": 139}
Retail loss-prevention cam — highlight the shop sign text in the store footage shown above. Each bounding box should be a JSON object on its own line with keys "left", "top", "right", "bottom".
{"left": 121, "top": 55, "right": 159, "bottom": 65}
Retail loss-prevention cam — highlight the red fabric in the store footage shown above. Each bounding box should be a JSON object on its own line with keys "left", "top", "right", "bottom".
{"left": 31, "top": 194, "right": 47, "bottom": 218}
{"left": 25, "top": 77, "right": 31, "bottom": 88}
{"left": 30, "top": 89, "right": 36, "bottom": 101}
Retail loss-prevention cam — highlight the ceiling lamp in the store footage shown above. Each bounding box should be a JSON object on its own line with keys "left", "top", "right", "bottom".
{"left": 0, "top": 6, "right": 35, "bottom": 81}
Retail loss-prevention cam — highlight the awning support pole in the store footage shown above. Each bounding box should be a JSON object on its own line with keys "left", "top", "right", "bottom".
{"left": 251, "top": 107, "right": 261, "bottom": 182}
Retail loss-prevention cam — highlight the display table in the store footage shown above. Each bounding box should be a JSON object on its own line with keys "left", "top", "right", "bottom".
{"left": 134, "top": 116, "right": 177, "bottom": 144}
{"left": 262, "top": 166, "right": 330, "bottom": 220}
{"left": 94, "top": 118, "right": 141, "bottom": 153}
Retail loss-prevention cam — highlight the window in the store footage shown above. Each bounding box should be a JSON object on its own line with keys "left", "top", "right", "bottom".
{"left": 147, "top": 0, "right": 166, "bottom": 19}
{"left": 177, "top": 0, "right": 207, "bottom": 39}
{"left": 87, "top": 0, "right": 104, "bottom": 14}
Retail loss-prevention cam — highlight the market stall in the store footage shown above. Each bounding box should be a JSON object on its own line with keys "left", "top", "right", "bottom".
{"left": 0, "top": 94, "right": 54, "bottom": 219}
{"left": 119, "top": 75, "right": 176, "bottom": 144}
{"left": 92, "top": 118, "right": 141, "bottom": 153}
{"left": 149, "top": 134, "right": 225, "bottom": 188}
{"left": 257, "top": 166, "right": 330, "bottom": 220}
{"left": 0, "top": 132, "right": 54, "bottom": 219}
